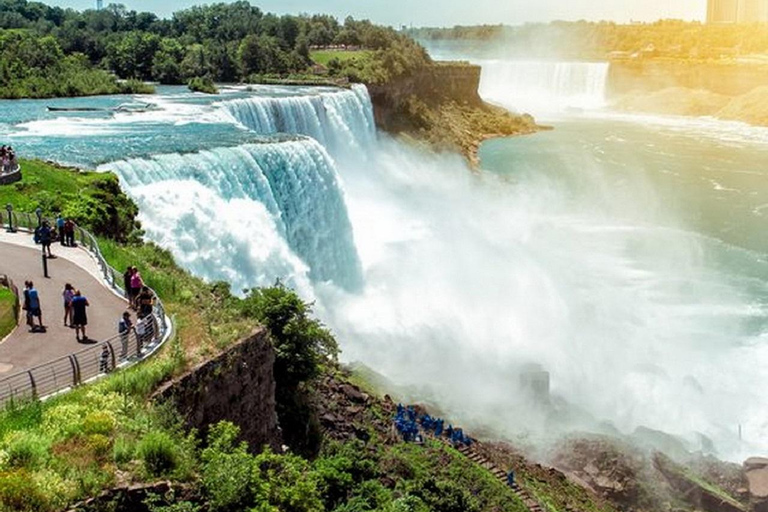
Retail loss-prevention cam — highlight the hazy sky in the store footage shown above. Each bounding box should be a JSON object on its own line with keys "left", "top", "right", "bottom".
{"left": 47, "top": 0, "right": 706, "bottom": 26}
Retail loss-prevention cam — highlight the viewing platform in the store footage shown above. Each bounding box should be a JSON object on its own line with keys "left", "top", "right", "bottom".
{"left": 0, "top": 163, "right": 21, "bottom": 185}
{"left": 0, "top": 216, "right": 171, "bottom": 405}
{"left": 0, "top": 230, "right": 128, "bottom": 374}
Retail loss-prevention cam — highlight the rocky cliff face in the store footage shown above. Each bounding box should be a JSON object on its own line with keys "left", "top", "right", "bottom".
{"left": 366, "top": 62, "right": 541, "bottom": 166}
{"left": 152, "top": 328, "right": 282, "bottom": 452}
{"left": 367, "top": 63, "right": 483, "bottom": 131}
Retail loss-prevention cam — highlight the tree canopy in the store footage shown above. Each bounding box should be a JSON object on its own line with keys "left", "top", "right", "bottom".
{"left": 0, "top": 0, "right": 431, "bottom": 97}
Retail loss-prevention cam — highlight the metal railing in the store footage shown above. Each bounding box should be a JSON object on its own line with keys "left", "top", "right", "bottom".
{"left": 0, "top": 210, "right": 172, "bottom": 407}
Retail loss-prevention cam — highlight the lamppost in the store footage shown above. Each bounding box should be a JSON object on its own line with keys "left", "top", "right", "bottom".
{"left": 4, "top": 204, "right": 14, "bottom": 233}
{"left": 36, "top": 207, "right": 49, "bottom": 278}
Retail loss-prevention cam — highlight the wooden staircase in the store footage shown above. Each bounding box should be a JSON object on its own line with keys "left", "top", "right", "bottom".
{"left": 456, "top": 444, "right": 545, "bottom": 512}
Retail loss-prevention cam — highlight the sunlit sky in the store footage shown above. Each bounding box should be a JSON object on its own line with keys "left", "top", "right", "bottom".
{"left": 48, "top": 0, "right": 706, "bottom": 26}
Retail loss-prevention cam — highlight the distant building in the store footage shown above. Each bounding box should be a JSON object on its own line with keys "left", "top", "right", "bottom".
{"left": 739, "top": 0, "right": 768, "bottom": 21}
{"left": 707, "top": 0, "right": 768, "bottom": 23}
{"left": 96, "top": 0, "right": 103, "bottom": 10}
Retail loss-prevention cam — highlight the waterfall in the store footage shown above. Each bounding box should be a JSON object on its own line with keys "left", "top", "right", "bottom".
{"left": 103, "top": 139, "right": 363, "bottom": 291}
{"left": 477, "top": 60, "right": 610, "bottom": 114}
{"left": 218, "top": 85, "right": 377, "bottom": 155}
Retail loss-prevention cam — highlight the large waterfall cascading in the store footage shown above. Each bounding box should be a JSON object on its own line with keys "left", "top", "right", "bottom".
{"left": 105, "top": 140, "right": 363, "bottom": 291}
{"left": 218, "top": 85, "right": 377, "bottom": 155}
{"left": 477, "top": 60, "right": 609, "bottom": 113}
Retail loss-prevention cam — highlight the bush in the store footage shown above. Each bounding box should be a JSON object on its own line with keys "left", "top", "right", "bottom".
{"left": 201, "top": 422, "right": 257, "bottom": 512}
{"left": 241, "top": 282, "right": 338, "bottom": 389}
{"left": 188, "top": 76, "right": 218, "bottom": 94}
{"left": 0, "top": 469, "right": 49, "bottom": 512}
{"left": 5, "top": 432, "right": 49, "bottom": 469}
{"left": 137, "top": 432, "right": 178, "bottom": 476}
{"left": 83, "top": 412, "right": 116, "bottom": 436}
{"left": 113, "top": 437, "right": 135, "bottom": 465}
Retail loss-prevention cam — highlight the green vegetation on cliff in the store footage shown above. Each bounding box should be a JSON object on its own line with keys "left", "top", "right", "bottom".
{"left": 0, "top": 159, "right": 142, "bottom": 242}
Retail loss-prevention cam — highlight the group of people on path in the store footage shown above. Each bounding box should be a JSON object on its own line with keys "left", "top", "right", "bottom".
{"left": 23, "top": 280, "right": 91, "bottom": 340}
{"left": 61, "top": 282, "right": 90, "bottom": 341}
{"left": 33, "top": 215, "right": 77, "bottom": 258}
{"left": 0, "top": 145, "right": 17, "bottom": 174}
{"left": 20, "top": 264, "right": 156, "bottom": 350}
{"left": 123, "top": 266, "right": 155, "bottom": 320}
{"left": 394, "top": 404, "right": 474, "bottom": 447}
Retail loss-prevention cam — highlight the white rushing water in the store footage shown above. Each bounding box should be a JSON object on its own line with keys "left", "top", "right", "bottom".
{"left": 85, "top": 80, "right": 768, "bottom": 461}
{"left": 217, "top": 85, "right": 376, "bottom": 157}
{"left": 477, "top": 60, "right": 610, "bottom": 115}
{"left": 104, "top": 139, "right": 362, "bottom": 292}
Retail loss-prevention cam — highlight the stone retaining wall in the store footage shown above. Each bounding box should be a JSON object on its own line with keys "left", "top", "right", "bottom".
{"left": 152, "top": 328, "right": 282, "bottom": 452}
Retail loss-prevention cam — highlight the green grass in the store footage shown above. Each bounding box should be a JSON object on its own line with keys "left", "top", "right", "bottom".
{"left": 310, "top": 50, "right": 372, "bottom": 67}
{"left": 0, "top": 159, "right": 107, "bottom": 213}
{"left": 0, "top": 288, "right": 17, "bottom": 340}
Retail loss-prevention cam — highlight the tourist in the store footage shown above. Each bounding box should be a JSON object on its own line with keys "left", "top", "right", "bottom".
{"left": 129, "top": 267, "right": 143, "bottom": 309}
{"left": 137, "top": 286, "right": 155, "bottom": 319}
{"left": 135, "top": 317, "right": 147, "bottom": 355}
{"left": 62, "top": 283, "right": 74, "bottom": 326}
{"left": 39, "top": 220, "right": 53, "bottom": 258}
{"left": 23, "top": 280, "right": 44, "bottom": 332}
{"left": 122, "top": 266, "right": 133, "bottom": 300}
{"left": 118, "top": 311, "right": 133, "bottom": 359}
{"left": 56, "top": 214, "right": 65, "bottom": 245}
{"left": 63, "top": 218, "right": 75, "bottom": 247}
{"left": 71, "top": 290, "right": 90, "bottom": 342}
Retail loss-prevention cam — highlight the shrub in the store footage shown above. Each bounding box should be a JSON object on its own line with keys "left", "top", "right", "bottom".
{"left": 201, "top": 422, "right": 257, "bottom": 512}
{"left": 137, "top": 432, "right": 178, "bottom": 476}
{"left": 188, "top": 76, "right": 218, "bottom": 94}
{"left": 83, "top": 412, "right": 116, "bottom": 436}
{"left": 86, "top": 434, "right": 112, "bottom": 459}
{"left": 113, "top": 437, "right": 135, "bottom": 465}
{"left": 0, "top": 469, "right": 49, "bottom": 512}
{"left": 5, "top": 432, "right": 49, "bottom": 469}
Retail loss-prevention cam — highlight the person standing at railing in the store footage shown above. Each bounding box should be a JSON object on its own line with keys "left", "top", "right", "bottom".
{"left": 39, "top": 220, "right": 54, "bottom": 258}
{"left": 71, "top": 290, "right": 90, "bottom": 342}
{"left": 63, "top": 218, "right": 75, "bottom": 247}
{"left": 62, "top": 283, "right": 74, "bottom": 327}
{"left": 118, "top": 311, "right": 133, "bottom": 359}
{"left": 122, "top": 266, "right": 133, "bottom": 300}
{"left": 137, "top": 286, "right": 155, "bottom": 319}
{"left": 129, "top": 267, "right": 143, "bottom": 309}
{"left": 56, "top": 214, "right": 65, "bottom": 245}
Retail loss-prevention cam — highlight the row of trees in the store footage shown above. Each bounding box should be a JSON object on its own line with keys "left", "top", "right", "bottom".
{"left": 0, "top": 0, "right": 429, "bottom": 95}
{"left": 408, "top": 20, "right": 768, "bottom": 60}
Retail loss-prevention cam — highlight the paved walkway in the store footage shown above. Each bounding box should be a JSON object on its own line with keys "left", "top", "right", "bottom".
{"left": 0, "top": 231, "right": 128, "bottom": 375}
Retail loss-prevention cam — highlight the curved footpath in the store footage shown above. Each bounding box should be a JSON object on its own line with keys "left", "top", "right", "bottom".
{"left": 0, "top": 230, "right": 128, "bottom": 375}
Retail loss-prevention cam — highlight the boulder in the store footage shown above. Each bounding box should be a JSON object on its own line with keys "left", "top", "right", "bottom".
{"left": 744, "top": 456, "right": 768, "bottom": 512}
